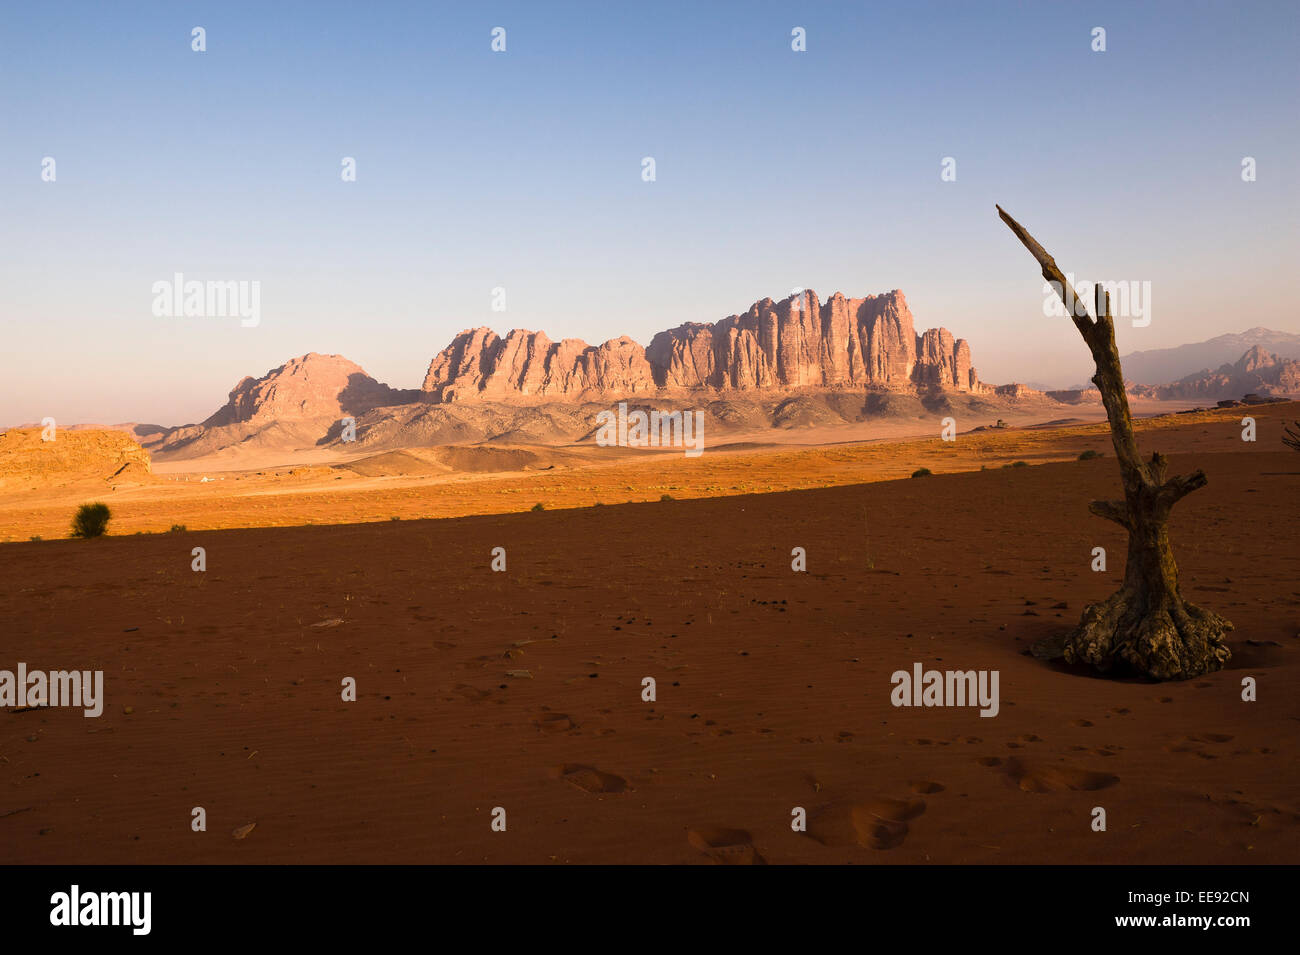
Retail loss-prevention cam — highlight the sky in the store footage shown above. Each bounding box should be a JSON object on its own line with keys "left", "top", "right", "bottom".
{"left": 1, "top": 0, "right": 1297, "bottom": 425}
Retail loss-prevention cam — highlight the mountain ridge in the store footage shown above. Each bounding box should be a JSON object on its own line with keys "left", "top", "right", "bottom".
{"left": 422, "top": 289, "right": 981, "bottom": 402}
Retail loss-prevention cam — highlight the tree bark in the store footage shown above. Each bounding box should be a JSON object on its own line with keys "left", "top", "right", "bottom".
{"left": 996, "top": 205, "right": 1231, "bottom": 679}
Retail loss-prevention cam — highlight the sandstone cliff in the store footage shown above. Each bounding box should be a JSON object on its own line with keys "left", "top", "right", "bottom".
{"left": 205, "top": 353, "right": 416, "bottom": 427}
{"left": 422, "top": 330, "right": 655, "bottom": 401}
{"left": 423, "top": 290, "right": 979, "bottom": 402}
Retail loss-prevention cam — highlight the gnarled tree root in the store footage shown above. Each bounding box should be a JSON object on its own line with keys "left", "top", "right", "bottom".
{"left": 1033, "top": 589, "right": 1233, "bottom": 680}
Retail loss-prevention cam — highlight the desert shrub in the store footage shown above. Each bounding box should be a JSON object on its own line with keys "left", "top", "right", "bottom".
{"left": 911, "top": 468, "right": 932, "bottom": 478}
{"left": 1010, "top": 460, "right": 1029, "bottom": 468}
{"left": 169, "top": 524, "right": 187, "bottom": 533}
{"left": 660, "top": 494, "right": 675, "bottom": 501}
{"left": 71, "top": 502, "right": 111, "bottom": 538}
{"left": 531, "top": 502, "right": 546, "bottom": 512}
{"left": 1078, "top": 449, "right": 1103, "bottom": 461}
{"left": 30, "top": 535, "right": 42, "bottom": 542}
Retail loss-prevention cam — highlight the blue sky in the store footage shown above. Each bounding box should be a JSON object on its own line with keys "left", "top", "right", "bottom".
{"left": 2, "top": 0, "right": 1297, "bottom": 424}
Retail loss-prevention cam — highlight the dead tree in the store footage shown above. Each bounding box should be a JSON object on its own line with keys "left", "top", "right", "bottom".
{"left": 997, "top": 205, "right": 1231, "bottom": 679}
{"left": 1283, "top": 420, "right": 1300, "bottom": 452}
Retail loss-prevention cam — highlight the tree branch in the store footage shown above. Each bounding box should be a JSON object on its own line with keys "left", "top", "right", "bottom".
{"left": 996, "top": 204, "right": 1095, "bottom": 341}
{"left": 1158, "top": 469, "right": 1208, "bottom": 506}
{"left": 1088, "top": 499, "right": 1131, "bottom": 528}
{"left": 1284, "top": 420, "right": 1300, "bottom": 453}
{"left": 996, "top": 205, "right": 1146, "bottom": 479}
{"left": 1148, "top": 452, "right": 1168, "bottom": 485}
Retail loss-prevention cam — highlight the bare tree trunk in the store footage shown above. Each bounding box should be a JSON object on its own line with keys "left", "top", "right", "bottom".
{"left": 996, "top": 205, "right": 1231, "bottom": 679}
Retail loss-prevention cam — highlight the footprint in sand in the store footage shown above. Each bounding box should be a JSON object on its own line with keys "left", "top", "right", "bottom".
{"left": 451, "top": 684, "right": 491, "bottom": 702}
{"left": 999, "top": 756, "right": 1118, "bottom": 793}
{"left": 534, "top": 712, "right": 576, "bottom": 734}
{"left": 850, "top": 797, "right": 928, "bottom": 849}
{"left": 687, "top": 827, "right": 766, "bottom": 865}
{"left": 553, "top": 763, "right": 628, "bottom": 794}
{"left": 808, "top": 796, "right": 928, "bottom": 850}
{"left": 1166, "top": 733, "right": 1233, "bottom": 758}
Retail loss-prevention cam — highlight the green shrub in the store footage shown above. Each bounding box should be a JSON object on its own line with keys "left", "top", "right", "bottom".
{"left": 29, "top": 535, "right": 42, "bottom": 542}
{"left": 531, "top": 502, "right": 546, "bottom": 512}
{"left": 71, "top": 502, "right": 111, "bottom": 538}
{"left": 1078, "top": 449, "right": 1103, "bottom": 460}
{"left": 911, "top": 468, "right": 932, "bottom": 478}
{"left": 169, "top": 524, "right": 187, "bottom": 533}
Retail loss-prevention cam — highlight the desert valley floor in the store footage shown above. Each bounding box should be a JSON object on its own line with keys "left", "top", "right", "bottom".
{"left": 2, "top": 404, "right": 1298, "bottom": 863}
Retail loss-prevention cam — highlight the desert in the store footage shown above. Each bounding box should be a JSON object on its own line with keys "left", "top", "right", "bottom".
{"left": 3, "top": 400, "right": 1297, "bottom": 864}
{"left": 4, "top": 2, "right": 1298, "bottom": 902}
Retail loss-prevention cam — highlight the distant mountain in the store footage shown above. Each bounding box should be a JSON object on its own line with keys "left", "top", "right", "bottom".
{"left": 49, "top": 289, "right": 1097, "bottom": 462}
{"left": 153, "top": 353, "right": 419, "bottom": 460}
{"left": 1128, "top": 346, "right": 1300, "bottom": 400}
{"left": 1120, "top": 328, "right": 1300, "bottom": 385}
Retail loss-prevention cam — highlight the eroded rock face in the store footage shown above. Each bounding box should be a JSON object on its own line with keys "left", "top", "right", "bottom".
{"left": 424, "top": 289, "right": 981, "bottom": 402}
{"left": 203, "top": 353, "right": 412, "bottom": 427}
{"left": 422, "top": 330, "right": 657, "bottom": 401}
{"left": 1127, "top": 345, "right": 1300, "bottom": 400}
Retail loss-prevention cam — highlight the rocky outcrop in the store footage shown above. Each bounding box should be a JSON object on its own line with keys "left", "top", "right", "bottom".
{"left": 1119, "top": 327, "right": 1300, "bottom": 385}
{"left": 422, "top": 330, "right": 655, "bottom": 401}
{"left": 991, "top": 383, "right": 1042, "bottom": 399}
{"left": 424, "top": 289, "right": 980, "bottom": 402}
{"left": 0, "top": 427, "right": 152, "bottom": 488}
{"left": 1127, "top": 346, "right": 1300, "bottom": 400}
{"left": 204, "top": 353, "right": 415, "bottom": 427}
{"left": 1046, "top": 388, "right": 1101, "bottom": 404}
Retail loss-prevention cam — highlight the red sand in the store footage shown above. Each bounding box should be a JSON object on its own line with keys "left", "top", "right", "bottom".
{"left": 2, "top": 426, "right": 1298, "bottom": 863}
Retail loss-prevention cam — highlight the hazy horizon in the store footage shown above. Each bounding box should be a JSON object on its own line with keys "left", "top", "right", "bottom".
{"left": 6, "top": 316, "right": 1299, "bottom": 431}
{"left": 3, "top": 0, "right": 1298, "bottom": 425}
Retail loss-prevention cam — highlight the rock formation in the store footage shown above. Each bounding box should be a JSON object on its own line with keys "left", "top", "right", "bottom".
{"left": 0, "top": 427, "right": 152, "bottom": 488}
{"left": 204, "top": 353, "right": 416, "bottom": 427}
{"left": 422, "top": 290, "right": 979, "bottom": 402}
{"left": 1119, "top": 327, "right": 1300, "bottom": 385}
{"left": 422, "top": 331, "right": 655, "bottom": 401}
{"left": 1127, "top": 346, "right": 1300, "bottom": 401}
